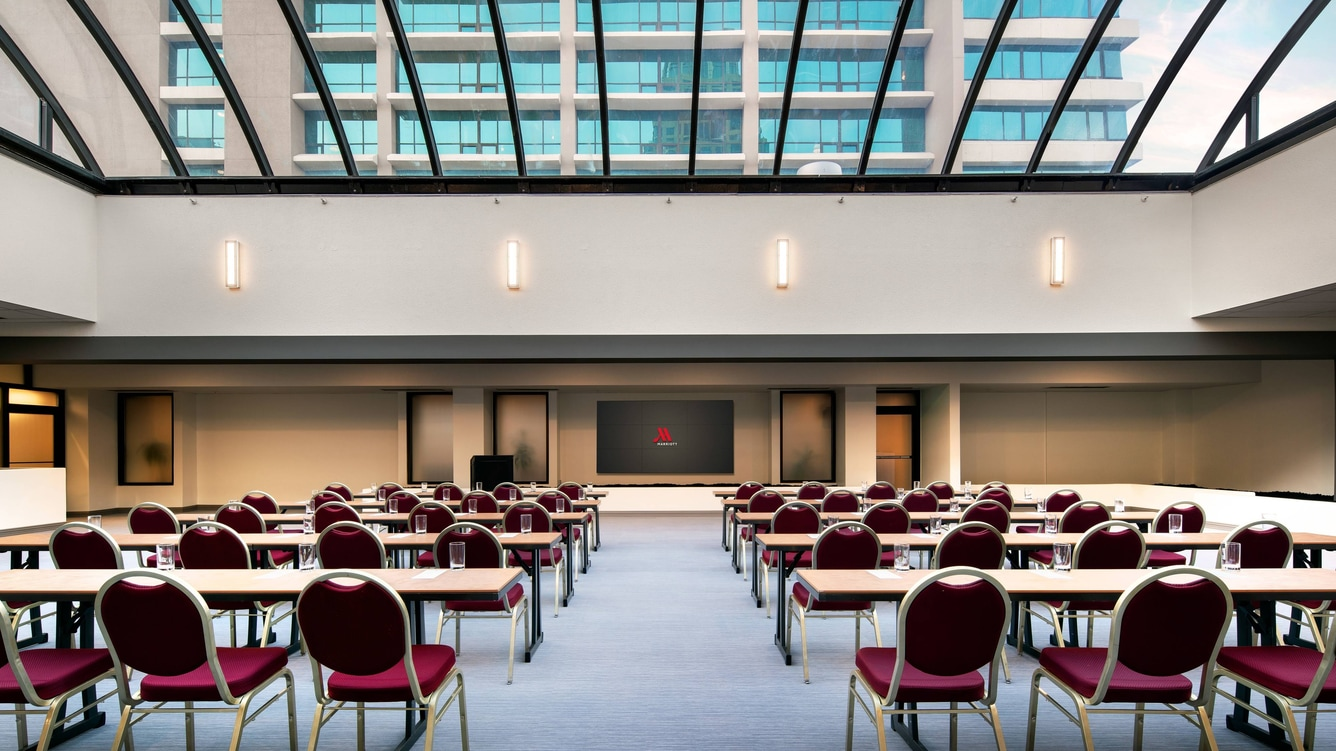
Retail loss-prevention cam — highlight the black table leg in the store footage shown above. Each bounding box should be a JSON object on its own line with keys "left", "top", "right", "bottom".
{"left": 773, "top": 553, "right": 795, "bottom": 664}
{"left": 1225, "top": 602, "right": 1291, "bottom": 750}
{"left": 518, "top": 553, "right": 545, "bottom": 661}
{"left": 722, "top": 506, "right": 730, "bottom": 550}
{"left": 12, "top": 550, "right": 48, "bottom": 648}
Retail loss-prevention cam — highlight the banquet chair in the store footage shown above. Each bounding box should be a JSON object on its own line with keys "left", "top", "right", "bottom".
{"left": 95, "top": 570, "right": 297, "bottom": 751}
{"left": 960, "top": 500, "right": 1010, "bottom": 534}
{"left": 502, "top": 502, "right": 564, "bottom": 614}
{"left": 313, "top": 501, "right": 362, "bottom": 534}
{"left": 411, "top": 502, "right": 459, "bottom": 567}
{"left": 901, "top": 488, "right": 940, "bottom": 555}
{"left": 387, "top": 490, "right": 422, "bottom": 515}
{"left": 177, "top": 524, "right": 292, "bottom": 648}
{"left": 493, "top": 482, "right": 523, "bottom": 502}
{"left": 434, "top": 522, "right": 529, "bottom": 684}
{"left": 556, "top": 483, "right": 597, "bottom": 557}
{"left": 821, "top": 490, "right": 860, "bottom": 513}
{"left": 1026, "top": 567, "right": 1232, "bottom": 751}
{"left": 0, "top": 599, "right": 119, "bottom": 751}
{"left": 297, "top": 571, "right": 467, "bottom": 751}
{"left": 312, "top": 490, "right": 345, "bottom": 510}
{"left": 461, "top": 490, "right": 500, "bottom": 515}
{"left": 759, "top": 501, "right": 822, "bottom": 618}
{"left": 790, "top": 522, "right": 881, "bottom": 683}
{"left": 1015, "top": 489, "right": 1083, "bottom": 533}
{"left": 737, "top": 489, "right": 785, "bottom": 579}
{"left": 847, "top": 567, "right": 1010, "bottom": 751}
{"left": 926, "top": 481, "right": 954, "bottom": 501}
{"left": 974, "top": 486, "right": 1013, "bottom": 510}
{"left": 49, "top": 522, "right": 124, "bottom": 571}
{"left": 315, "top": 522, "right": 388, "bottom": 569}
{"left": 1221, "top": 521, "right": 1294, "bottom": 647}
{"left": 323, "top": 482, "right": 354, "bottom": 502}
{"left": 932, "top": 522, "right": 1010, "bottom": 683}
{"left": 864, "top": 481, "right": 898, "bottom": 501}
{"left": 126, "top": 501, "right": 181, "bottom": 568}
{"left": 797, "top": 482, "right": 827, "bottom": 501}
{"left": 433, "top": 483, "right": 465, "bottom": 502}
{"left": 1028, "top": 501, "right": 1112, "bottom": 558}
{"left": 374, "top": 482, "right": 403, "bottom": 501}
{"left": 982, "top": 481, "right": 1009, "bottom": 491}
{"left": 1146, "top": 501, "right": 1207, "bottom": 568}
{"left": 535, "top": 491, "right": 584, "bottom": 579}
{"left": 240, "top": 490, "right": 281, "bottom": 531}
{"left": 726, "top": 481, "right": 766, "bottom": 552}
{"left": 217, "top": 501, "right": 296, "bottom": 569}
{"left": 863, "top": 501, "right": 911, "bottom": 568}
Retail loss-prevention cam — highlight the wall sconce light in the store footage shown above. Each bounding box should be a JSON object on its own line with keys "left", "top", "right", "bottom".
{"left": 506, "top": 240, "right": 520, "bottom": 289}
{"left": 776, "top": 238, "right": 789, "bottom": 289}
{"left": 1050, "top": 236, "right": 1065, "bottom": 286}
{"left": 225, "top": 240, "right": 240, "bottom": 289}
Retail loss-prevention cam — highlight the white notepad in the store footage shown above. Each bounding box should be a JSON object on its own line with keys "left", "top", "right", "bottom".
{"left": 867, "top": 569, "right": 900, "bottom": 579}
{"left": 413, "top": 569, "right": 446, "bottom": 579}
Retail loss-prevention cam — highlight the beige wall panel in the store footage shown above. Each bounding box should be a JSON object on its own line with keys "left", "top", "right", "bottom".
{"left": 1044, "top": 392, "right": 1166, "bottom": 485}
{"left": 961, "top": 392, "right": 1047, "bottom": 484}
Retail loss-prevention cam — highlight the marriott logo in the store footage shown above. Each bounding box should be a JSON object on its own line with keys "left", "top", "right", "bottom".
{"left": 653, "top": 427, "right": 678, "bottom": 446}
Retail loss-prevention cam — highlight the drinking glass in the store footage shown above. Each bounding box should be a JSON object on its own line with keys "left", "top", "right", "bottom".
{"left": 475, "top": 482, "right": 483, "bottom": 491}
{"left": 913, "top": 480, "right": 921, "bottom": 490}
{"left": 420, "top": 482, "right": 428, "bottom": 492}
{"left": 929, "top": 515, "right": 943, "bottom": 535}
{"left": 87, "top": 514, "right": 102, "bottom": 528}
{"left": 299, "top": 543, "right": 316, "bottom": 570}
{"left": 304, "top": 499, "right": 314, "bottom": 515}
{"left": 896, "top": 488, "right": 904, "bottom": 500}
{"left": 520, "top": 514, "right": 533, "bottom": 535}
{"left": 948, "top": 498, "right": 960, "bottom": 514}
{"left": 467, "top": 497, "right": 477, "bottom": 515}
{"left": 1114, "top": 498, "right": 1126, "bottom": 514}
{"left": 586, "top": 484, "right": 595, "bottom": 499}
{"left": 530, "top": 482, "right": 537, "bottom": 492}
{"left": 860, "top": 480, "right": 869, "bottom": 493}
{"left": 156, "top": 543, "right": 176, "bottom": 571}
{"left": 1037, "top": 496, "right": 1048, "bottom": 514}
{"left": 1024, "top": 487, "right": 1033, "bottom": 502}
{"left": 387, "top": 496, "right": 399, "bottom": 514}
{"left": 449, "top": 541, "right": 466, "bottom": 570}
{"left": 1053, "top": 542, "right": 1073, "bottom": 571}
{"left": 376, "top": 485, "right": 385, "bottom": 502}
{"left": 556, "top": 496, "right": 567, "bottom": 514}
{"left": 893, "top": 543, "right": 911, "bottom": 571}
{"left": 1168, "top": 513, "right": 1184, "bottom": 534}
{"left": 963, "top": 480, "right": 972, "bottom": 496}
{"left": 1222, "top": 542, "right": 1242, "bottom": 570}
{"left": 413, "top": 514, "right": 428, "bottom": 535}
{"left": 1044, "top": 513, "right": 1059, "bottom": 535}
{"left": 302, "top": 513, "right": 314, "bottom": 534}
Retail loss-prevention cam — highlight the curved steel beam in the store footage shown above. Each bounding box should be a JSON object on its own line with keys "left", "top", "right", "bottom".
{"left": 687, "top": 0, "right": 706, "bottom": 175}
{"left": 380, "top": 0, "right": 442, "bottom": 176}
{"left": 274, "top": 0, "right": 358, "bottom": 177}
{"left": 590, "top": 0, "right": 611, "bottom": 175}
{"left": 1197, "top": 0, "right": 1330, "bottom": 171}
{"left": 940, "top": 0, "right": 1018, "bottom": 174}
{"left": 0, "top": 23, "right": 102, "bottom": 175}
{"left": 1025, "top": 0, "right": 1123, "bottom": 173}
{"left": 482, "top": 0, "right": 527, "bottom": 176}
{"left": 170, "top": 0, "right": 272, "bottom": 176}
{"left": 857, "top": 0, "right": 917, "bottom": 176}
{"left": 770, "top": 0, "right": 811, "bottom": 175}
{"left": 1111, "top": 0, "right": 1224, "bottom": 173}
{"left": 1193, "top": 98, "right": 1336, "bottom": 189}
{"left": 0, "top": 126, "right": 107, "bottom": 192}
{"left": 64, "top": 0, "right": 187, "bottom": 176}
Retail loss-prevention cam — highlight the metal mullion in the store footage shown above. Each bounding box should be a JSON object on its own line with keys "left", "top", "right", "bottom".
{"left": 1111, "top": 0, "right": 1223, "bottom": 173}
{"left": 590, "top": 0, "right": 612, "bottom": 175}
{"left": 275, "top": 0, "right": 358, "bottom": 177}
{"left": 687, "top": 0, "right": 706, "bottom": 175}
{"left": 857, "top": 0, "right": 916, "bottom": 176}
{"left": 0, "top": 23, "right": 102, "bottom": 175}
{"left": 1191, "top": 99, "right": 1336, "bottom": 190}
{"left": 770, "top": 0, "right": 811, "bottom": 176}
{"left": 1197, "top": 0, "right": 1330, "bottom": 171}
{"left": 380, "top": 0, "right": 443, "bottom": 177}
{"left": 63, "top": 0, "right": 188, "bottom": 177}
{"left": 1024, "top": 0, "right": 1123, "bottom": 173}
{"left": 0, "top": 126, "right": 108, "bottom": 192}
{"left": 482, "top": 0, "right": 528, "bottom": 176}
{"left": 170, "top": 0, "right": 273, "bottom": 177}
{"left": 940, "top": 0, "right": 1018, "bottom": 175}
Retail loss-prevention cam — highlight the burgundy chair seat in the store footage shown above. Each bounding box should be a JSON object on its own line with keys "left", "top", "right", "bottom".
{"left": 1040, "top": 648, "right": 1193, "bottom": 703}
{"left": 510, "top": 548, "right": 563, "bottom": 567}
{"left": 327, "top": 645, "right": 456, "bottom": 702}
{"left": 145, "top": 553, "right": 159, "bottom": 568}
{"left": 878, "top": 551, "right": 899, "bottom": 568}
{"left": 740, "top": 525, "right": 769, "bottom": 541}
{"left": 268, "top": 550, "right": 295, "bottom": 567}
{"left": 1291, "top": 600, "right": 1331, "bottom": 610}
{"left": 0, "top": 648, "right": 114, "bottom": 701}
{"left": 1146, "top": 550, "right": 1187, "bottom": 567}
{"left": 6, "top": 600, "right": 33, "bottom": 608}
{"left": 855, "top": 647, "right": 985, "bottom": 702}
{"left": 793, "top": 582, "right": 871, "bottom": 612}
{"left": 416, "top": 550, "right": 436, "bottom": 567}
{"left": 761, "top": 551, "right": 811, "bottom": 568}
{"left": 1015, "top": 525, "right": 1040, "bottom": 534}
{"left": 1030, "top": 549, "right": 1054, "bottom": 566}
{"left": 139, "top": 647, "right": 288, "bottom": 702}
{"left": 1216, "top": 646, "right": 1336, "bottom": 702}
{"left": 444, "top": 583, "right": 525, "bottom": 613}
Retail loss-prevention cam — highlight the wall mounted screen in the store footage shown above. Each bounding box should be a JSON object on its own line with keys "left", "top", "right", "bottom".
{"left": 597, "top": 400, "right": 734, "bottom": 474}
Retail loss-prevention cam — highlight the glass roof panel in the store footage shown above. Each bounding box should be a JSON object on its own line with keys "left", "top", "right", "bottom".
{"left": 1126, "top": 0, "right": 1308, "bottom": 173}
{"left": 498, "top": 0, "right": 563, "bottom": 176}
{"left": 0, "top": 47, "right": 45, "bottom": 146}
{"left": 1246, "top": 2, "right": 1336, "bottom": 148}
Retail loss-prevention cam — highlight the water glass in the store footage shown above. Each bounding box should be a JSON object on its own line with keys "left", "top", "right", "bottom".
{"left": 1024, "top": 487, "right": 1033, "bottom": 502}
{"left": 1168, "top": 513, "right": 1184, "bottom": 534}
{"left": 413, "top": 514, "right": 428, "bottom": 535}
{"left": 896, "top": 487, "right": 904, "bottom": 500}
{"left": 1222, "top": 542, "right": 1242, "bottom": 570}
{"left": 155, "top": 543, "right": 176, "bottom": 571}
{"left": 475, "top": 482, "right": 483, "bottom": 491}
{"left": 467, "top": 497, "right": 477, "bottom": 515}
{"left": 298, "top": 543, "right": 316, "bottom": 570}
{"left": 1044, "top": 513, "right": 1059, "bottom": 535}
{"left": 860, "top": 480, "right": 869, "bottom": 493}
{"left": 302, "top": 513, "right": 314, "bottom": 535}
{"left": 86, "top": 514, "right": 102, "bottom": 528}
{"left": 420, "top": 482, "right": 428, "bottom": 492}
{"left": 520, "top": 514, "right": 533, "bottom": 535}
{"left": 376, "top": 485, "right": 385, "bottom": 502}
{"left": 530, "top": 482, "right": 537, "bottom": 492}
{"left": 449, "top": 541, "right": 466, "bottom": 570}
{"left": 913, "top": 480, "right": 921, "bottom": 490}
{"left": 304, "top": 499, "right": 314, "bottom": 515}
{"left": 387, "top": 496, "right": 399, "bottom": 514}
{"left": 893, "top": 543, "right": 911, "bottom": 571}
{"left": 1114, "top": 498, "right": 1126, "bottom": 514}
{"left": 929, "top": 515, "right": 943, "bottom": 535}
{"left": 556, "top": 496, "right": 567, "bottom": 514}
{"left": 1037, "top": 496, "right": 1048, "bottom": 514}
{"left": 948, "top": 498, "right": 960, "bottom": 514}
{"left": 1053, "top": 542, "right": 1073, "bottom": 571}
{"left": 963, "top": 480, "right": 972, "bottom": 496}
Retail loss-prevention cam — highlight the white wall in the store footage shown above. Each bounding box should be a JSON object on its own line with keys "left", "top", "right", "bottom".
{"left": 0, "top": 155, "right": 97, "bottom": 320}
{"left": 0, "top": 468, "right": 66, "bottom": 531}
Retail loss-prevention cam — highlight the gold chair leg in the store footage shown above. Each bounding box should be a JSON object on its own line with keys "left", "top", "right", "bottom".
{"left": 989, "top": 704, "right": 1007, "bottom": 751}
{"left": 949, "top": 701, "right": 958, "bottom": 751}
{"left": 846, "top": 675, "right": 857, "bottom": 751}
{"left": 306, "top": 702, "right": 324, "bottom": 751}
{"left": 1025, "top": 672, "right": 1041, "bottom": 751}
{"left": 356, "top": 702, "right": 364, "bottom": 750}
{"left": 798, "top": 607, "right": 812, "bottom": 684}
{"left": 1133, "top": 702, "right": 1145, "bottom": 751}
{"left": 14, "top": 706, "right": 27, "bottom": 751}
{"left": 1074, "top": 701, "right": 1096, "bottom": 751}
{"left": 185, "top": 700, "right": 196, "bottom": 751}
{"left": 112, "top": 704, "right": 134, "bottom": 751}
{"left": 457, "top": 672, "right": 470, "bottom": 751}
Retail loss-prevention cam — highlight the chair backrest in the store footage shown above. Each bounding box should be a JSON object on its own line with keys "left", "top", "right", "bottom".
{"left": 324, "top": 483, "right": 354, "bottom": 502}
{"left": 534, "top": 490, "right": 572, "bottom": 514}
{"left": 297, "top": 571, "right": 421, "bottom": 701}
{"left": 1074, "top": 521, "right": 1146, "bottom": 570}
{"left": 734, "top": 481, "right": 765, "bottom": 501}
{"left": 796, "top": 482, "right": 827, "bottom": 501}
{"left": 864, "top": 481, "right": 898, "bottom": 500}
{"left": 557, "top": 482, "right": 585, "bottom": 501}
{"left": 493, "top": 482, "right": 523, "bottom": 502}
{"left": 933, "top": 523, "right": 1007, "bottom": 569}
{"left": 316, "top": 522, "right": 386, "bottom": 569}
{"left": 1152, "top": 502, "right": 1206, "bottom": 534}
{"left": 127, "top": 501, "right": 180, "bottom": 535}
{"left": 746, "top": 489, "right": 785, "bottom": 515}
{"left": 1223, "top": 520, "right": 1293, "bottom": 569}
{"left": 387, "top": 490, "right": 420, "bottom": 509}
{"left": 983, "top": 481, "right": 1009, "bottom": 490}
{"left": 375, "top": 482, "right": 403, "bottom": 500}
{"left": 820, "top": 489, "right": 860, "bottom": 513}
{"left": 901, "top": 488, "right": 939, "bottom": 513}
{"left": 811, "top": 522, "right": 881, "bottom": 570}
{"left": 960, "top": 500, "right": 1010, "bottom": 533}
{"left": 503, "top": 501, "right": 553, "bottom": 533}
{"left": 1045, "top": 489, "right": 1082, "bottom": 513}
{"left": 433, "top": 483, "right": 464, "bottom": 501}
{"left": 893, "top": 568, "right": 1010, "bottom": 704}
{"left": 1059, "top": 501, "right": 1111, "bottom": 534}
{"left": 925, "top": 481, "right": 954, "bottom": 501}
{"left": 50, "top": 522, "right": 124, "bottom": 569}
{"left": 240, "top": 490, "right": 279, "bottom": 515}
{"left": 178, "top": 523, "right": 252, "bottom": 570}
{"left": 215, "top": 501, "right": 266, "bottom": 534}
{"left": 771, "top": 501, "right": 821, "bottom": 534}
{"left": 1093, "top": 567, "right": 1233, "bottom": 705}
{"left": 313, "top": 491, "right": 345, "bottom": 509}
{"left": 434, "top": 522, "right": 507, "bottom": 569}
{"left": 0, "top": 601, "right": 44, "bottom": 702}
{"left": 862, "top": 501, "right": 911, "bottom": 534}
{"left": 314, "top": 501, "right": 362, "bottom": 533}
{"left": 408, "top": 501, "right": 456, "bottom": 533}
{"left": 974, "top": 486, "right": 1013, "bottom": 510}
{"left": 462, "top": 490, "right": 500, "bottom": 514}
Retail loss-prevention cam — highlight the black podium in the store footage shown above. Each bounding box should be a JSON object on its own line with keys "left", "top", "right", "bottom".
{"left": 470, "top": 455, "right": 514, "bottom": 491}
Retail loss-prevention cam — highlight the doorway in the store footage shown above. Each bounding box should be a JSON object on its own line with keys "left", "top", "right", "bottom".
{"left": 875, "top": 391, "right": 918, "bottom": 489}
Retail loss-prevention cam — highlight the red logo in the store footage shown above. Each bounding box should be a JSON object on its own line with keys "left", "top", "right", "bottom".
{"left": 653, "top": 427, "right": 673, "bottom": 443}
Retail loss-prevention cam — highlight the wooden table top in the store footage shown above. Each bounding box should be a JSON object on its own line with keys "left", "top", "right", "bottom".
{"left": 0, "top": 530, "right": 562, "bottom": 553}
{"left": 756, "top": 531, "right": 1336, "bottom": 552}
{"left": 187, "top": 512, "right": 588, "bottom": 526}
{"left": 278, "top": 497, "right": 601, "bottom": 513}
{"left": 734, "top": 510, "right": 1155, "bottom": 525}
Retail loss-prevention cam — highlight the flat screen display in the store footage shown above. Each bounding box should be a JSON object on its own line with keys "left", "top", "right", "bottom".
{"left": 596, "top": 400, "right": 734, "bottom": 474}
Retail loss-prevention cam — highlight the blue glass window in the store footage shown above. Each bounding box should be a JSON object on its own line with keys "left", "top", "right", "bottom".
{"left": 964, "top": 45, "right": 1123, "bottom": 80}
{"left": 577, "top": 50, "right": 742, "bottom": 94}
{"left": 397, "top": 111, "right": 561, "bottom": 155}
{"left": 169, "top": 105, "right": 224, "bottom": 148}
{"left": 759, "top": 108, "right": 924, "bottom": 153}
{"left": 305, "top": 0, "right": 376, "bottom": 32}
{"left": 758, "top": 0, "right": 921, "bottom": 30}
{"left": 578, "top": 0, "right": 741, "bottom": 31}
{"left": 963, "top": 105, "right": 1127, "bottom": 140}
{"left": 168, "top": 0, "right": 222, "bottom": 23}
{"left": 309, "top": 51, "right": 376, "bottom": 93}
{"left": 186, "top": 163, "right": 224, "bottom": 176}
{"left": 759, "top": 47, "right": 923, "bottom": 92}
{"left": 168, "top": 43, "right": 221, "bottom": 87}
{"left": 306, "top": 111, "right": 377, "bottom": 154}
{"left": 403, "top": 51, "right": 560, "bottom": 93}
{"left": 964, "top": 0, "right": 1107, "bottom": 19}
{"left": 402, "top": 0, "right": 560, "bottom": 31}
{"left": 577, "top": 110, "right": 742, "bottom": 154}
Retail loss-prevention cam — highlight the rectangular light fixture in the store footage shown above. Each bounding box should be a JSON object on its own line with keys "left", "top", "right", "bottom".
{"left": 506, "top": 240, "right": 520, "bottom": 289}
{"left": 1050, "top": 236, "right": 1065, "bottom": 286}
{"left": 225, "top": 240, "right": 240, "bottom": 289}
{"left": 776, "top": 238, "right": 789, "bottom": 288}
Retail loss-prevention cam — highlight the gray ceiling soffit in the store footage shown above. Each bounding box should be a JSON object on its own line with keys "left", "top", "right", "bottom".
{"left": 0, "top": 332, "right": 1332, "bottom": 364}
